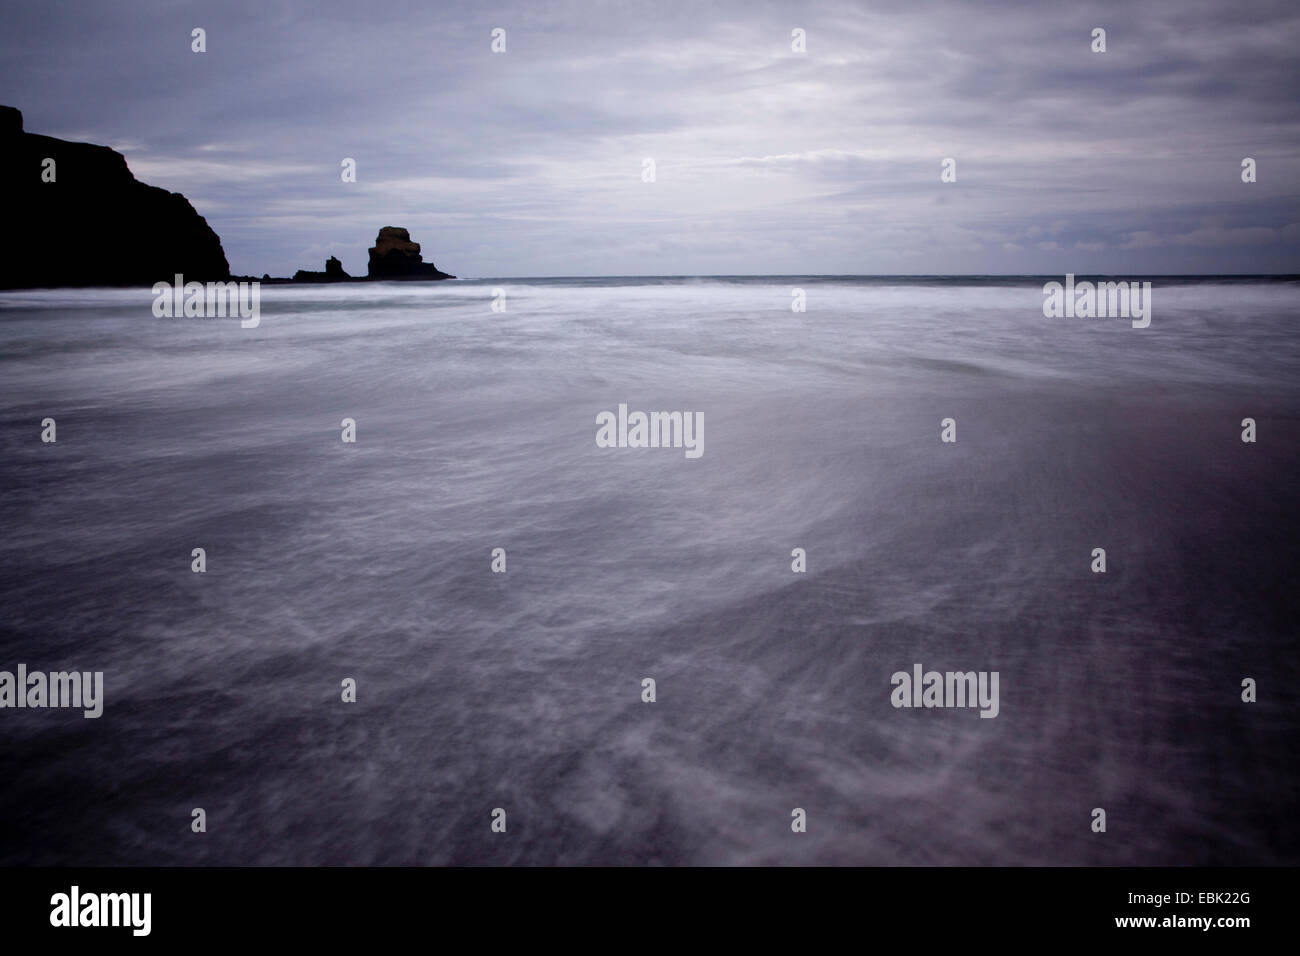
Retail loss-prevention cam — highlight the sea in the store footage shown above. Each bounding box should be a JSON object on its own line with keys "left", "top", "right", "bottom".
{"left": 0, "top": 275, "right": 1297, "bottom": 865}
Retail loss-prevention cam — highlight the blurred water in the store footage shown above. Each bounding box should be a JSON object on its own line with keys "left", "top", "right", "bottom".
{"left": 0, "top": 276, "right": 1297, "bottom": 865}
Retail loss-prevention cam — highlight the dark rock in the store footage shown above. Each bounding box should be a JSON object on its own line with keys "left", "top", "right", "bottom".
{"left": 367, "top": 226, "right": 453, "bottom": 279}
{"left": 293, "top": 255, "right": 352, "bottom": 283}
{"left": 0, "top": 105, "right": 230, "bottom": 289}
{"left": 0, "top": 105, "right": 21, "bottom": 136}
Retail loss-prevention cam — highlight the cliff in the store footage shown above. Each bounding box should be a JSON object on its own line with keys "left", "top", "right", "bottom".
{"left": 0, "top": 105, "right": 230, "bottom": 289}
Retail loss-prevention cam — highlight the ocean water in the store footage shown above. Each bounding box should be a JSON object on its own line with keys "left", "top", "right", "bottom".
{"left": 0, "top": 276, "right": 1297, "bottom": 865}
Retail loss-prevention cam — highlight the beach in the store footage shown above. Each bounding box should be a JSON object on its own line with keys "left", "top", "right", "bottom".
{"left": 1, "top": 276, "right": 1296, "bottom": 864}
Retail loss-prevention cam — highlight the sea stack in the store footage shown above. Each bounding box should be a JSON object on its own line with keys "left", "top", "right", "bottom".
{"left": 292, "top": 255, "right": 351, "bottom": 282}
{"left": 367, "top": 226, "right": 454, "bottom": 279}
{"left": 0, "top": 105, "right": 230, "bottom": 289}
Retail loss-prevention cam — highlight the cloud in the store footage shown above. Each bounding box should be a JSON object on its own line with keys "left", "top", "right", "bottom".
{"left": 1, "top": 0, "right": 1297, "bottom": 275}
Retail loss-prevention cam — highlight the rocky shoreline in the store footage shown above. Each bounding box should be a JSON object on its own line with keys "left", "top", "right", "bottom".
{"left": 269, "top": 227, "right": 455, "bottom": 283}
{"left": 0, "top": 106, "right": 455, "bottom": 289}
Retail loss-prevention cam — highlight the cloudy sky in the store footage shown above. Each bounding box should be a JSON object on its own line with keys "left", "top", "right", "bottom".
{"left": 3, "top": 0, "right": 1298, "bottom": 276}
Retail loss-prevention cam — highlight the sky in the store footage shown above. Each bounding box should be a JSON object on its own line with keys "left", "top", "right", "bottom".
{"left": 2, "top": 0, "right": 1298, "bottom": 277}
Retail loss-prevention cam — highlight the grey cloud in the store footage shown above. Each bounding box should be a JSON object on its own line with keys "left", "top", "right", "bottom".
{"left": 1, "top": 0, "right": 1296, "bottom": 276}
